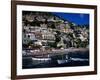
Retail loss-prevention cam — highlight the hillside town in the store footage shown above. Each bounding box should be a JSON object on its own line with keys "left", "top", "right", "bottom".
{"left": 22, "top": 11, "right": 89, "bottom": 52}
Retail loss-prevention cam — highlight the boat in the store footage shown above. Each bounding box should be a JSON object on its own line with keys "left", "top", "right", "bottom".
{"left": 32, "top": 57, "right": 51, "bottom": 61}
{"left": 57, "top": 54, "right": 70, "bottom": 64}
{"left": 32, "top": 54, "right": 52, "bottom": 64}
{"left": 71, "top": 58, "right": 89, "bottom": 61}
{"left": 57, "top": 60, "right": 69, "bottom": 64}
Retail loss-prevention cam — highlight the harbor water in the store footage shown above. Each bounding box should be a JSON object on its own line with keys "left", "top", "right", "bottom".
{"left": 22, "top": 49, "right": 89, "bottom": 69}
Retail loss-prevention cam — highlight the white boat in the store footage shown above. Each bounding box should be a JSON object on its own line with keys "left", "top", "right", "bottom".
{"left": 57, "top": 60, "right": 68, "bottom": 64}
{"left": 57, "top": 54, "right": 69, "bottom": 64}
{"left": 71, "top": 58, "right": 88, "bottom": 61}
{"left": 32, "top": 57, "right": 51, "bottom": 61}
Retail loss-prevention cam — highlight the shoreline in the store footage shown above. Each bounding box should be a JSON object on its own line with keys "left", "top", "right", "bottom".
{"left": 23, "top": 48, "right": 89, "bottom": 57}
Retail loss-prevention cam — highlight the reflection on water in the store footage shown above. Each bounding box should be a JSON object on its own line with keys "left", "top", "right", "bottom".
{"left": 22, "top": 49, "right": 89, "bottom": 69}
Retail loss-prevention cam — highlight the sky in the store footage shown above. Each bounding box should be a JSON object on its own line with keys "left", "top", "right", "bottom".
{"left": 52, "top": 12, "right": 89, "bottom": 25}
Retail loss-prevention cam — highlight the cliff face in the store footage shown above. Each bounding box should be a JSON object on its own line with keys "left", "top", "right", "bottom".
{"left": 22, "top": 11, "right": 89, "bottom": 50}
